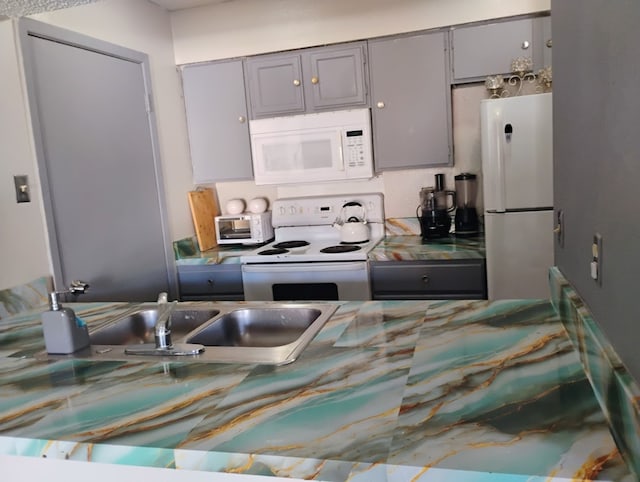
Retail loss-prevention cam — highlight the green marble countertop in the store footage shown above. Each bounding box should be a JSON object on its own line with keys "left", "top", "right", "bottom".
{"left": 174, "top": 234, "right": 485, "bottom": 265}
{"left": 0, "top": 299, "right": 636, "bottom": 481}
{"left": 368, "top": 234, "right": 484, "bottom": 261}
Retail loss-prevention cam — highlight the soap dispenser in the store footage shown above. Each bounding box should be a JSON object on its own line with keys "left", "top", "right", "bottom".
{"left": 41, "top": 281, "right": 90, "bottom": 354}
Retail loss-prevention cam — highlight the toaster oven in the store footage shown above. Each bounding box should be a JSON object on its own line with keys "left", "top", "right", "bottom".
{"left": 214, "top": 212, "right": 274, "bottom": 245}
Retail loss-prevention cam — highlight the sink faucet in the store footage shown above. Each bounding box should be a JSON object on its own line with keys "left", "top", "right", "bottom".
{"left": 124, "top": 295, "right": 204, "bottom": 357}
{"left": 154, "top": 299, "right": 177, "bottom": 350}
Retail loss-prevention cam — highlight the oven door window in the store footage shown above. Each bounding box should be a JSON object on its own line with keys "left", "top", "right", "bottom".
{"left": 272, "top": 283, "right": 338, "bottom": 301}
{"left": 218, "top": 218, "right": 250, "bottom": 240}
{"left": 241, "top": 262, "right": 370, "bottom": 301}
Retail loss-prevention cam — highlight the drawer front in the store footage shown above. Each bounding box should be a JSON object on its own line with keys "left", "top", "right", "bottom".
{"left": 178, "top": 265, "right": 244, "bottom": 298}
{"left": 180, "top": 293, "right": 244, "bottom": 301}
{"left": 371, "top": 261, "right": 486, "bottom": 299}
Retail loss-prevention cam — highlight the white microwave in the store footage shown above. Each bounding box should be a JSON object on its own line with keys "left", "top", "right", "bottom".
{"left": 214, "top": 212, "right": 274, "bottom": 245}
{"left": 249, "top": 108, "right": 374, "bottom": 185}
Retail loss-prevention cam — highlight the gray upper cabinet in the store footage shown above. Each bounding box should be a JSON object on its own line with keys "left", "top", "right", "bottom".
{"left": 246, "top": 41, "right": 368, "bottom": 118}
{"left": 533, "top": 15, "right": 552, "bottom": 69}
{"left": 368, "top": 32, "right": 451, "bottom": 170}
{"left": 451, "top": 18, "right": 536, "bottom": 82}
{"left": 182, "top": 60, "right": 253, "bottom": 183}
{"left": 245, "top": 53, "right": 305, "bottom": 117}
{"left": 306, "top": 44, "right": 367, "bottom": 109}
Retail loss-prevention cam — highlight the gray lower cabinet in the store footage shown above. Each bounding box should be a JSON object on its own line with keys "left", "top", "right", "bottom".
{"left": 181, "top": 59, "right": 253, "bottom": 183}
{"left": 177, "top": 265, "right": 244, "bottom": 301}
{"left": 451, "top": 16, "right": 551, "bottom": 83}
{"left": 245, "top": 41, "right": 367, "bottom": 118}
{"left": 370, "top": 260, "right": 487, "bottom": 300}
{"left": 368, "top": 31, "right": 451, "bottom": 170}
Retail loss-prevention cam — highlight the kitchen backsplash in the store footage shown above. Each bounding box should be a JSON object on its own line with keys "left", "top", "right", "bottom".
{"left": 210, "top": 84, "right": 487, "bottom": 220}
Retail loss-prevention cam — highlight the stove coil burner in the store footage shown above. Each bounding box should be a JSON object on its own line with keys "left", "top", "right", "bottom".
{"left": 258, "top": 248, "right": 288, "bottom": 255}
{"left": 320, "top": 245, "right": 362, "bottom": 254}
{"left": 340, "top": 239, "right": 369, "bottom": 245}
{"left": 272, "top": 240, "right": 310, "bottom": 249}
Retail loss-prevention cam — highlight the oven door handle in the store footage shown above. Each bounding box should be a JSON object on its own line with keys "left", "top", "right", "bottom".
{"left": 242, "top": 262, "right": 367, "bottom": 273}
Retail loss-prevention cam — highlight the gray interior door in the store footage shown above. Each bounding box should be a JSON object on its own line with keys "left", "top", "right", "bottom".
{"left": 21, "top": 20, "right": 175, "bottom": 302}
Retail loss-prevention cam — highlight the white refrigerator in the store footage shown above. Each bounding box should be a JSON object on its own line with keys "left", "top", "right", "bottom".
{"left": 480, "top": 93, "right": 554, "bottom": 300}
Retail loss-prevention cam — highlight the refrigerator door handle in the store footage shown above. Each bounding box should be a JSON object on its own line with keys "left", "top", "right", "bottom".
{"left": 494, "top": 112, "right": 506, "bottom": 212}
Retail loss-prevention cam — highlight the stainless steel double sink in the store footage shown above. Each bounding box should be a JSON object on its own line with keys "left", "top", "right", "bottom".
{"left": 47, "top": 303, "right": 338, "bottom": 365}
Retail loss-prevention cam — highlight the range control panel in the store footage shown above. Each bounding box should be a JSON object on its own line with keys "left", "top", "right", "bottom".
{"left": 271, "top": 193, "right": 385, "bottom": 228}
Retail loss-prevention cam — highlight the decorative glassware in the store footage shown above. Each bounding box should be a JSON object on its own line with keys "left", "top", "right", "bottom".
{"left": 485, "top": 75, "right": 505, "bottom": 98}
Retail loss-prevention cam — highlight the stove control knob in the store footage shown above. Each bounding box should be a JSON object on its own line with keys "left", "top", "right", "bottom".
{"left": 279, "top": 206, "right": 286, "bottom": 215}
{"left": 289, "top": 206, "right": 296, "bottom": 215}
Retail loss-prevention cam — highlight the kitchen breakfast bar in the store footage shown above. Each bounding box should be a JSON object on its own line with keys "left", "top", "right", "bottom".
{"left": 0, "top": 269, "right": 638, "bottom": 481}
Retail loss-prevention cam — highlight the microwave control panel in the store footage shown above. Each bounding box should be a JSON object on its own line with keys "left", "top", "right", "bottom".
{"left": 343, "top": 129, "right": 366, "bottom": 168}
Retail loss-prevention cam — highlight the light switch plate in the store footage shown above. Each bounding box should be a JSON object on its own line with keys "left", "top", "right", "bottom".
{"left": 14, "top": 175, "right": 30, "bottom": 203}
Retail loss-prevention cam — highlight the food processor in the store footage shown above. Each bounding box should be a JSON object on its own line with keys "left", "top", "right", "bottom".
{"left": 417, "top": 174, "right": 456, "bottom": 239}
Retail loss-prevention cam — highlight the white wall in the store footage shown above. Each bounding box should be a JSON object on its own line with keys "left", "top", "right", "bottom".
{"left": 0, "top": 0, "right": 550, "bottom": 290}
{"left": 0, "top": 0, "right": 195, "bottom": 290}
{"left": 170, "top": 0, "right": 550, "bottom": 64}
{"left": 170, "top": 0, "right": 549, "bottom": 218}
{"left": 0, "top": 19, "right": 51, "bottom": 288}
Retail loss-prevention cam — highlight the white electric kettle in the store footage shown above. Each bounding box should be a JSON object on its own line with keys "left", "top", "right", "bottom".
{"left": 335, "top": 201, "right": 369, "bottom": 243}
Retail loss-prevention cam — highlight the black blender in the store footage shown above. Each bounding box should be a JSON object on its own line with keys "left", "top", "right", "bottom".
{"left": 417, "top": 174, "right": 456, "bottom": 239}
{"left": 454, "top": 173, "right": 479, "bottom": 235}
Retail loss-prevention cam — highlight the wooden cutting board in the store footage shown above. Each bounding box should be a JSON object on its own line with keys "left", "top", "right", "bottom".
{"left": 187, "top": 188, "right": 220, "bottom": 252}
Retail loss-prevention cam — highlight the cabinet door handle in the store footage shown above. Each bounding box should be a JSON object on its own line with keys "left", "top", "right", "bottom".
{"left": 238, "top": 116, "right": 246, "bottom": 123}
{"left": 546, "top": 39, "right": 552, "bottom": 48}
{"left": 311, "top": 76, "right": 319, "bottom": 84}
{"left": 421, "top": 275, "right": 430, "bottom": 284}
{"left": 521, "top": 40, "right": 530, "bottom": 50}
{"left": 207, "top": 279, "right": 215, "bottom": 286}
{"left": 293, "top": 79, "right": 301, "bottom": 86}
{"left": 376, "top": 101, "right": 385, "bottom": 109}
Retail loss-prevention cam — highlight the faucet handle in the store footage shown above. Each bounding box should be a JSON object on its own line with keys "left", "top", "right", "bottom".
{"left": 69, "top": 280, "right": 89, "bottom": 295}
{"left": 49, "top": 280, "right": 89, "bottom": 310}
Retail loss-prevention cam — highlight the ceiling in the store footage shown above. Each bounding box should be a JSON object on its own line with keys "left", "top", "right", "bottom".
{"left": 0, "top": 0, "right": 234, "bottom": 17}
{"left": 0, "top": 0, "right": 100, "bottom": 17}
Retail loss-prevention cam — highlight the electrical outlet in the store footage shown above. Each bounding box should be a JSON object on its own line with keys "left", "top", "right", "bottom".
{"left": 590, "top": 233, "right": 603, "bottom": 285}
{"left": 13, "top": 175, "right": 30, "bottom": 203}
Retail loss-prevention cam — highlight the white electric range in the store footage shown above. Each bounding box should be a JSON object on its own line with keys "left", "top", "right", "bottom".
{"left": 240, "top": 193, "right": 385, "bottom": 301}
